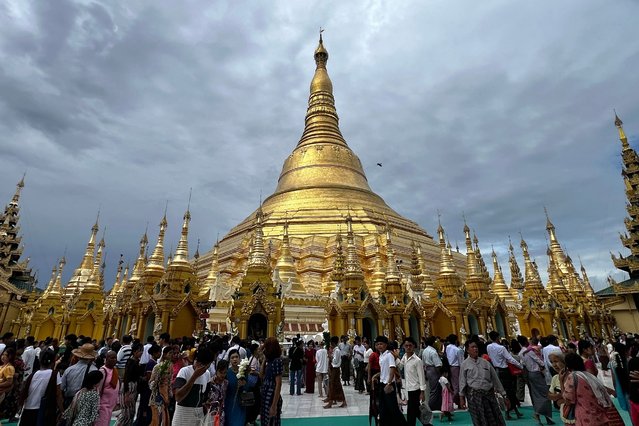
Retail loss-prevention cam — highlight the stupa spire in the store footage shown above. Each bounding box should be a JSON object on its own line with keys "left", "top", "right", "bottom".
{"left": 615, "top": 112, "right": 630, "bottom": 151}
{"left": 546, "top": 246, "right": 568, "bottom": 296}
{"left": 276, "top": 218, "right": 302, "bottom": 291}
{"left": 345, "top": 214, "right": 363, "bottom": 278}
{"left": 491, "top": 249, "right": 515, "bottom": 303}
{"left": 438, "top": 226, "right": 456, "bottom": 276}
{"left": 43, "top": 263, "right": 58, "bottom": 296}
{"left": 146, "top": 213, "right": 168, "bottom": 273}
{"left": 78, "top": 213, "right": 99, "bottom": 272}
{"left": 171, "top": 208, "right": 191, "bottom": 266}
{"left": 248, "top": 206, "right": 268, "bottom": 269}
{"left": 130, "top": 231, "right": 148, "bottom": 280}
{"left": 54, "top": 257, "right": 65, "bottom": 293}
{"left": 508, "top": 237, "right": 524, "bottom": 291}
{"left": 330, "top": 233, "right": 345, "bottom": 283}
{"left": 206, "top": 243, "right": 220, "bottom": 281}
{"left": 297, "top": 30, "right": 345, "bottom": 149}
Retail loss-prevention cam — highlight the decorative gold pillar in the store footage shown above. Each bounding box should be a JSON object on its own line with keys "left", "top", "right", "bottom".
{"left": 239, "top": 319, "right": 248, "bottom": 338}
{"left": 479, "top": 316, "right": 487, "bottom": 335}
{"left": 137, "top": 315, "right": 146, "bottom": 339}
{"left": 402, "top": 317, "right": 410, "bottom": 339}
{"left": 161, "top": 310, "right": 170, "bottom": 334}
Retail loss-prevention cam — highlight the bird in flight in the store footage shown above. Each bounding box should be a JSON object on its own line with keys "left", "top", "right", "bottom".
{"left": 376, "top": 163, "right": 383, "bottom": 167}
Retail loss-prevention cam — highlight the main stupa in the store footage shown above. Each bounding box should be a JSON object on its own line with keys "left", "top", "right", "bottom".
{"left": 197, "top": 34, "right": 467, "bottom": 336}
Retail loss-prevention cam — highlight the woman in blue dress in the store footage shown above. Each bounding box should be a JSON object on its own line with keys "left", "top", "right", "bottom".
{"left": 224, "top": 349, "right": 256, "bottom": 426}
{"left": 260, "top": 337, "right": 283, "bottom": 426}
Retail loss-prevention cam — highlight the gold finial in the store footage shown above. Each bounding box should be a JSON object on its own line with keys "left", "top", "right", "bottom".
{"left": 614, "top": 110, "right": 630, "bottom": 150}
{"left": 172, "top": 204, "right": 192, "bottom": 265}
{"left": 11, "top": 173, "right": 25, "bottom": 204}
{"left": 146, "top": 214, "right": 168, "bottom": 272}
{"left": 248, "top": 205, "right": 268, "bottom": 269}
{"left": 77, "top": 217, "right": 99, "bottom": 271}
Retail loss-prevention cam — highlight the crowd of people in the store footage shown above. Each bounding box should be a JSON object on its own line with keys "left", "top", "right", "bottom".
{"left": 0, "top": 329, "right": 637, "bottom": 425}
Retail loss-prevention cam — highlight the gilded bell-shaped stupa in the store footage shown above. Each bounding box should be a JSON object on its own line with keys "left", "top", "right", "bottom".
{"left": 198, "top": 34, "right": 466, "bottom": 337}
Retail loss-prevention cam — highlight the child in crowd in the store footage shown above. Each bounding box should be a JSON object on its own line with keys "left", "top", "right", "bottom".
{"left": 439, "top": 369, "right": 454, "bottom": 422}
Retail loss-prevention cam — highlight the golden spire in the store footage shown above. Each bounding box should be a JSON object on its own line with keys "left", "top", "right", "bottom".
{"left": 78, "top": 214, "right": 99, "bottom": 272}
{"left": 146, "top": 214, "right": 168, "bottom": 273}
{"left": 546, "top": 246, "right": 568, "bottom": 296}
{"left": 276, "top": 218, "right": 302, "bottom": 291}
{"left": 118, "top": 264, "right": 129, "bottom": 296}
{"left": 297, "top": 30, "right": 343, "bottom": 149}
{"left": 520, "top": 236, "right": 539, "bottom": 282}
{"left": 464, "top": 221, "right": 481, "bottom": 279}
{"left": 345, "top": 214, "right": 363, "bottom": 278}
{"left": 438, "top": 225, "right": 457, "bottom": 276}
{"left": 491, "top": 249, "right": 515, "bottom": 303}
{"left": 10, "top": 174, "right": 25, "bottom": 205}
{"left": 130, "top": 231, "right": 148, "bottom": 280}
{"left": 330, "top": 233, "right": 345, "bottom": 283}
{"left": 86, "top": 237, "right": 105, "bottom": 290}
{"left": 110, "top": 260, "right": 123, "bottom": 295}
{"left": 508, "top": 237, "right": 524, "bottom": 290}
{"left": 615, "top": 112, "right": 630, "bottom": 151}
{"left": 267, "top": 32, "right": 385, "bottom": 207}
{"left": 171, "top": 208, "right": 191, "bottom": 266}
{"left": 369, "top": 237, "right": 386, "bottom": 295}
{"left": 54, "top": 257, "right": 65, "bottom": 294}
{"left": 579, "top": 259, "right": 595, "bottom": 297}
{"left": 416, "top": 244, "right": 435, "bottom": 295}
{"left": 206, "top": 243, "right": 220, "bottom": 281}
{"left": 248, "top": 206, "right": 269, "bottom": 269}
{"left": 43, "top": 263, "right": 58, "bottom": 296}
{"left": 437, "top": 214, "right": 446, "bottom": 248}
{"left": 544, "top": 208, "right": 570, "bottom": 276}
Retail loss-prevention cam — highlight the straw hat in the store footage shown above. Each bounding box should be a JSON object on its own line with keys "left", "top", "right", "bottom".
{"left": 72, "top": 343, "right": 98, "bottom": 360}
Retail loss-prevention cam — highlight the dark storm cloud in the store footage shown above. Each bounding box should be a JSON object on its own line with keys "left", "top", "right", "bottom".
{"left": 1, "top": 0, "right": 638, "bottom": 291}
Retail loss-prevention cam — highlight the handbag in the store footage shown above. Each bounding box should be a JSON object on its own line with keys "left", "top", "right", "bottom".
{"left": 239, "top": 390, "right": 255, "bottom": 407}
{"left": 418, "top": 400, "right": 433, "bottom": 425}
{"left": 507, "top": 362, "right": 523, "bottom": 376}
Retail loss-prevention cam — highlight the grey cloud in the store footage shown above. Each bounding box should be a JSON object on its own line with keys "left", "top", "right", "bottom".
{"left": 1, "top": 0, "right": 638, "bottom": 292}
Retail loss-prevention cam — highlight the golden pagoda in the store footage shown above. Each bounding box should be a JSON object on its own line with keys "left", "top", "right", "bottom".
{"left": 0, "top": 177, "right": 38, "bottom": 335}
{"left": 194, "top": 34, "right": 471, "bottom": 341}
{"left": 598, "top": 114, "right": 639, "bottom": 332}
{"left": 7, "top": 35, "right": 616, "bottom": 343}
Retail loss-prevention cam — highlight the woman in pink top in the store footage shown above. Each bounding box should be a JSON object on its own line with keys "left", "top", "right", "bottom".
{"left": 96, "top": 351, "right": 120, "bottom": 426}
{"left": 561, "top": 353, "right": 623, "bottom": 426}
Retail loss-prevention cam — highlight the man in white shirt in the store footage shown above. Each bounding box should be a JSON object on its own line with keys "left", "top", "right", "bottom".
{"left": 324, "top": 336, "right": 347, "bottom": 409}
{"left": 353, "top": 336, "right": 366, "bottom": 393}
{"left": 315, "top": 341, "right": 329, "bottom": 398}
{"left": 21, "top": 336, "right": 40, "bottom": 379}
{"left": 445, "top": 334, "right": 463, "bottom": 406}
{"left": 422, "top": 336, "right": 442, "bottom": 411}
{"left": 139, "top": 335, "right": 155, "bottom": 367}
{"left": 399, "top": 337, "right": 428, "bottom": 426}
{"left": 487, "top": 331, "right": 523, "bottom": 419}
{"left": 377, "top": 335, "right": 407, "bottom": 425}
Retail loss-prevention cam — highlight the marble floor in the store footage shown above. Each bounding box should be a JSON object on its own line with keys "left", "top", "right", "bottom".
{"left": 280, "top": 370, "right": 617, "bottom": 419}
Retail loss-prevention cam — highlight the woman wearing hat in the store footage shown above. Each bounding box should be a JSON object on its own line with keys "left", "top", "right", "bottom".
{"left": 61, "top": 343, "right": 98, "bottom": 408}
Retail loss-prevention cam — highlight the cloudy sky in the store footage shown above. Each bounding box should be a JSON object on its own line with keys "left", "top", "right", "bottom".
{"left": 1, "top": 1, "right": 638, "bottom": 292}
